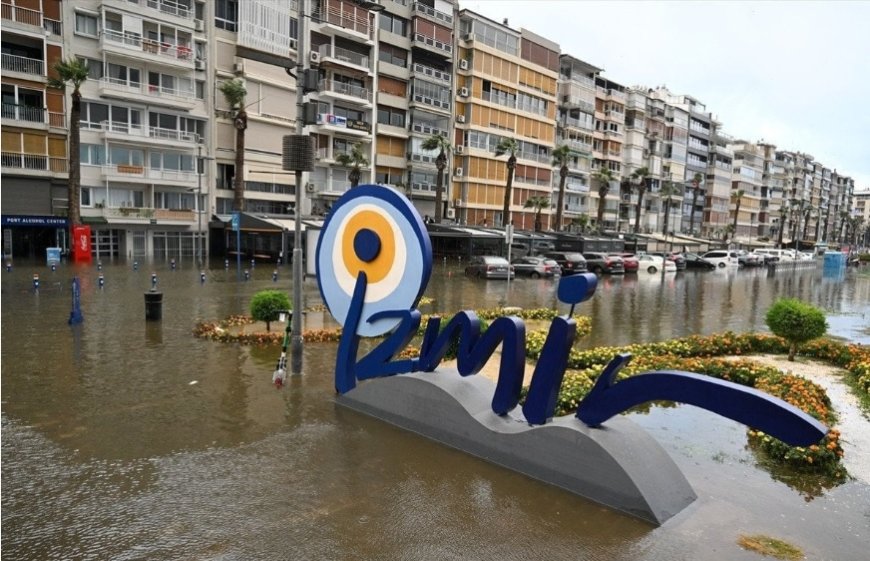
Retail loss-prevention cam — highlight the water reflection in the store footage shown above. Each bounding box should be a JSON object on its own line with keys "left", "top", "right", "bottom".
{"left": 2, "top": 261, "right": 869, "bottom": 559}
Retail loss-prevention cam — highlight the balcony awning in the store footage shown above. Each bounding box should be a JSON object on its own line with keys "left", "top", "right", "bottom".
{"left": 213, "top": 213, "right": 282, "bottom": 232}
{"left": 81, "top": 216, "right": 109, "bottom": 225}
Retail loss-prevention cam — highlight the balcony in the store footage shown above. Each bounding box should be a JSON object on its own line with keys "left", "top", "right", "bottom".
{"left": 318, "top": 79, "right": 372, "bottom": 103}
{"left": 2, "top": 152, "right": 67, "bottom": 174}
{"left": 411, "top": 121, "right": 448, "bottom": 137}
{"left": 101, "top": 30, "right": 194, "bottom": 69}
{"left": 412, "top": 33, "right": 452, "bottom": 55}
{"left": 97, "top": 77, "right": 198, "bottom": 109}
{"left": 1, "top": 3, "right": 42, "bottom": 28}
{"left": 313, "top": 113, "right": 372, "bottom": 136}
{"left": 2, "top": 103, "right": 65, "bottom": 129}
{"left": 1, "top": 53, "right": 43, "bottom": 77}
{"left": 563, "top": 138, "right": 592, "bottom": 154}
{"left": 561, "top": 95, "right": 595, "bottom": 113}
{"left": 312, "top": 5, "right": 373, "bottom": 41}
{"left": 411, "top": 91, "right": 450, "bottom": 111}
{"left": 411, "top": 63, "right": 451, "bottom": 85}
{"left": 145, "top": 0, "right": 194, "bottom": 20}
{"left": 101, "top": 164, "right": 196, "bottom": 185}
{"left": 318, "top": 44, "right": 371, "bottom": 71}
{"left": 412, "top": 2, "right": 453, "bottom": 24}
{"left": 85, "top": 206, "right": 195, "bottom": 222}
{"left": 95, "top": 121, "right": 199, "bottom": 146}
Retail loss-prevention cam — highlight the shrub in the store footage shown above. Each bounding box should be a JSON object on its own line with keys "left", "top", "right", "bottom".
{"left": 249, "top": 290, "right": 291, "bottom": 331}
{"left": 765, "top": 299, "right": 828, "bottom": 361}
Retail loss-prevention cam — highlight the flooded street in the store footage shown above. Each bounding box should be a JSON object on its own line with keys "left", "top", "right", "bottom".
{"left": 2, "top": 260, "right": 869, "bottom": 560}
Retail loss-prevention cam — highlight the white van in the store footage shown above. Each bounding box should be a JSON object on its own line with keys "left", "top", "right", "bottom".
{"left": 753, "top": 249, "right": 795, "bottom": 263}
{"left": 701, "top": 250, "right": 740, "bottom": 268}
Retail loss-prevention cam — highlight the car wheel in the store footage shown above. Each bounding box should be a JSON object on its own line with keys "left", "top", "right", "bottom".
{"left": 718, "top": 262, "right": 726, "bottom": 268}
{"left": 476, "top": 271, "right": 483, "bottom": 279}
{"left": 593, "top": 266, "right": 603, "bottom": 274}
{"left": 647, "top": 266, "right": 657, "bottom": 274}
{"left": 531, "top": 272, "right": 540, "bottom": 279}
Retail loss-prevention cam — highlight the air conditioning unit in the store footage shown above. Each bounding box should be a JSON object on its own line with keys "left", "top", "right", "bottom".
{"left": 194, "top": 19, "right": 204, "bottom": 32}
{"left": 459, "top": 59, "right": 469, "bottom": 70}
{"left": 453, "top": 199, "right": 463, "bottom": 208}
{"left": 305, "top": 183, "right": 316, "bottom": 193}
{"left": 454, "top": 167, "right": 463, "bottom": 177}
{"left": 459, "top": 87, "right": 469, "bottom": 97}
{"left": 309, "top": 51, "right": 321, "bottom": 64}
{"left": 462, "top": 33, "right": 473, "bottom": 41}
{"left": 446, "top": 208, "right": 455, "bottom": 219}
{"left": 455, "top": 145, "right": 464, "bottom": 154}
{"left": 195, "top": 58, "right": 205, "bottom": 70}
{"left": 456, "top": 115, "right": 466, "bottom": 124}
{"left": 233, "top": 61, "right": 245, "bottom": 74}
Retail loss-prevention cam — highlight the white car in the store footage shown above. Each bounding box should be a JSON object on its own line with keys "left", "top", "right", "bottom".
{"left": 701, "top": 250, "right": 740, "bottom": 268}
{"left": 637, "top": 254, "right": 677, "bottom": 274}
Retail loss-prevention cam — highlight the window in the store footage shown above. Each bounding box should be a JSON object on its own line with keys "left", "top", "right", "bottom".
{"left": 333, "top": 105, "right": 364, "bottom": 122}
{"left": 375, "top": 167, "right": 404, "bottom": 186}
{"left": 77, "top": 57, "right": 103, "bottom": 80}
{"left": 80, "top": 102, "right": 109, "bottom": 129}
{"left": 377, "top": 107, "right": 406, "bottom": 127}
{"left": 217, "top": 163, "right": 235, "bottom": 189}
{"left": 378, "top": 44, "right": 407, "bottom": 67}
{"left": 379, "top": 12, "right": 408, "bottom": 36}
{"left": 75, "top": 13, "right": 98, "bottom": 37}
{"left": 79, "top": 144, "right": 106, "bottom": 166}
{"left": 215, "top": 0, "right": 238, "bottom": 31}
{"left": 81, "top": 187, "right": 91, "bottom": 207}
{"left": 195, "top": 80, "right": 205, "bottom": 100}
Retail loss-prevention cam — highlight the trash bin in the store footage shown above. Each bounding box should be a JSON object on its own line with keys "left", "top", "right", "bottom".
{"left": 144, "top": 290, "right": 163, "bottom": 321}
{"left": 46, "top": 247, "right": 61, "bottom": 266}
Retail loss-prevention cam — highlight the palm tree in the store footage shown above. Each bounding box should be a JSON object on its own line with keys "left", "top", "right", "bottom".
{"left": 524, "top": 195, "right": 550, "bottom": 232}
{"left": 494, "top": 137, "right": 518, "bottom": 228}
{"left": 551, "top": 145, "right": 572, "bottom": 232}
{"left": 219, "top": 79, "right": 248, "bottom": 211}
{"left": 335, "top": 142, "right": 369, "bottom": 188}
{"left": 688, "top": 172, "right": 703, "bottom": 236}
{"left": 731, "top": 189, "right": 745, "bottom": 238}
{"left": 573, "top": 214, "right": 590, "bottom": 234}
{"left": 48, "top": 57, "right": 89, "bottom": 227}
{"left": 776, "top": 201, "right": 789, "bottom": 248}
{"left": 801, "top": 205, "right": 814, "bottom": 240}
{"left": 630, "top": 167, "right": 650, "bottom": 234}
{"left": 659, "top": 180, "right": 681, "bottom": 236}
{"left": 421, "top": 134, "right": 451, "bottom": 223}
{"left": 593, "top": 167, "right": 615, "bottom": 231}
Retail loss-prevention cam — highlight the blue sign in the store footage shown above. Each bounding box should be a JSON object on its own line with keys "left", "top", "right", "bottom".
{"left": 231, "top": 212, "right": 240, "bottom": 232}
{"left": 2, "top": 215, "right": 68, "bottom": 227}
{"left": 316, "top": 185, "right": 827, "bottom": 448}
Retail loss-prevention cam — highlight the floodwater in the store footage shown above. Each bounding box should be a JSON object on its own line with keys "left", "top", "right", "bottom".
{"left": 2, "top": 260, "right": 869, "bottom": 560}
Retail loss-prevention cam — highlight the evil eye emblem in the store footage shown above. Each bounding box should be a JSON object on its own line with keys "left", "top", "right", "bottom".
{"left": 316, "top": 185, "right": 432, "bottom": 337}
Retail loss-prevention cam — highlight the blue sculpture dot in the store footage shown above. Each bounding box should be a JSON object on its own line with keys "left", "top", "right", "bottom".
{"left": 353, "top": 228, "right": 381, "bottom": 262}
{"left": 557, "top": 273, "right": 598, "bottom": 305}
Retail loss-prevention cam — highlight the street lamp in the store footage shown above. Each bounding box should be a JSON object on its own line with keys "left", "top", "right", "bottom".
{"left": 195, "top": 144, "right": 215, "bottom": 269}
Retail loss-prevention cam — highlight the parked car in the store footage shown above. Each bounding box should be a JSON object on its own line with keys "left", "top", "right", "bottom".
{"left": 510, "top": 256, "right": 559, "bottom": 278}
{"left": 582, "top": 252, "right": 625, "bottom": 274}
{"left": 613, "top": 253, "right": 639, "bottom": 273}
{"left": 465, "top": 256, "right": 515, "bottom": 279}
{"left": 753, "top": 248, "right": 794, "bottom": 263}
{"left": 683, "top": 252, "right": 716, "bottom": 270}
{"left": 736, "top": 250, "right": 763, "bottom": 267}
{"left": 701, "top": 250, "right": 740, "bottom": 268}
{"left": 508, "top": 243, "right": 529, "bottom": 259}
{"left": 648, "top": 252, "right": 686, "bottom": 270}
{"left": 637, "top": 254, "right": 677, "bottom": 274}
{"left": 529, "top": 240, "right": 556, "bottom": 255}
{"left": 543, "top": 251, "right": 588, "bottom": 275}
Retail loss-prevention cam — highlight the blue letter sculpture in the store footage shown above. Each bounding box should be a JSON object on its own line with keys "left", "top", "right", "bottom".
{"left": 316, "top": 185, "right": 827, "bottom": 524}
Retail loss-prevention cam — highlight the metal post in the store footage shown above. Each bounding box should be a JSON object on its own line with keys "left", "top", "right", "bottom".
{"left": 291, "top": 0, "right": 309, "bottom": 375}
{"left": 197, "top": 144, "right": 203, "bottom": 269}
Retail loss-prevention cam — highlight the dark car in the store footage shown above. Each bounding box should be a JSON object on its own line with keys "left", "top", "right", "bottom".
{"left": 543, "top": 252, "right": 588, "bottom": 275}
{"left": 511, "top": 256, "right": 559, "bottom": 278}
{"left": 582, "top": 252, "right": 625, "bottom": 274}
{"left": 683, "top": 252, "right": 716, "bottom": 270}
{"left": 464, "top": 256, "right": 514, "bottom": 279}
{"left": 613, "top": 253, "right": 639, "bottom": 273}
{"left": 649, "top": 252, "right": 686, "bottom": 270}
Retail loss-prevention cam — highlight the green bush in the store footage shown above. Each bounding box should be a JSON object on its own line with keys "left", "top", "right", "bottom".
{"left": 765, "top": 299, "right": 828, "bottom": 361}
{"left": 249, "top": 290, "right": 291, "bottom": 332}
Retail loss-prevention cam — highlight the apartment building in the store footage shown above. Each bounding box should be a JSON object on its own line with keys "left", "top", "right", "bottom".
{"left": 454, "top": 10, "right": 559, "bottom": 229}
{"left": 555, "top": 55, "right": 599, "bottom": 230}
{"left": 728, "top": 140, "right": 764, "bottom": 240}
{"left": 1, "top": 0, "right": 67, "bottom": 258}
{"left": 592, "top": 76, "right": 626, "bottom": 230}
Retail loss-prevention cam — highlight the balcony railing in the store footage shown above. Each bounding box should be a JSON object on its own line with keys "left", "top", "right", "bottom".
{"left": 94, "top": 207, "right": 195, "bottom": 221}
{"left": 413, "top": 2, "right": 453, "bottom": 24}
{"left": 2, "top": 152, "right": 67, "bottom": 172}
{"left": 411, "top": 122, "right": 448, "bottom": 137}
{"left": 102, "top": 164, "right": 196, "bottom": 183}
{"left": 412, "top": 63, "right": 451, "bottom": 84}
{"left": 312, "top": 5, "right": 372, "bottom": 38}
{"left": 2, "top": 103, "right": 45, "bottom": 123}
{"left": 44, "top": 18, "right": 62, "bottom": 36}
{"left": 413, "top": 33, "right": 452, "bottom": 53}
{"left": 145, "top": 0, "right": 193, "bottom": 20}
{"left": 319, "top": 79, "right": 371, "bottom": 102}
{"left": 99, "top": 77, "right": 197, "bottom": 103}
{"left": 561, "top": 96, "right": 595, "bottom": 113}
{"left": 1, "top": 53, "right": 43, "bottom": 76}
{"left": 564, "top": 139, "right": 593, "bottom": 153}
{"left": 411, "top": 91, "right": 450, "bottom": 110}
{"left": 103, "top": 29, "right": 194, "bottom": 62}
{"left": 318, "top": 44, "right": 370, "bottom": 68}
{"left": 1, "top": 3, "right": 41, "bottom": 27}
{"left": 97, "top": 120, "right": 199, "bottom": 143}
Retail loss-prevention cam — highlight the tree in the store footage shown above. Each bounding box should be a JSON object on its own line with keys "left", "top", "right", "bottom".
{"left": 802, "top": 205, "right": 814, "bottom": 241}
{"left": 593, "top": 167, "right": 615, "bottom": 231}
{"left": 250, "top": 290, "right": 291, "bottom": 332}
{"left": 551, "top": 145, "right": 572, "bottom": 232}
{"left": 219, "top": 79, "right": 248, "bottom": 212}
{"left": 421, "top": 134, "right": 451, "bottom": 223}
{"left": 48, "top": 57, "right": 89, "bottom": 227}
{"left": 524, "top": 195, "right": 550, "bottom": 232}
{"left": 731, "top": 189, "right": 745, "bottom": 237}
{"left": 573, "top": 214, "right": 590, "bottom": 234}
{"left": 776, "top": 201, "right": 789, "bottom": 248}
{"left": 688, "top": 172, "right": 703, "bottom": 236}
{"left": 659, "top": 180, "right": 681, "bottom": 236}
{"left": 335, "top": 142, "right": 369, "bottom": 188}
{"left": 765, "top": 298, "right": 827, "bottom": 361}
{"left": 494, "top": 137, "right": 518, "bottom": 228}
{"left": 630, "top": 167, "right": 650, "bottom": 234}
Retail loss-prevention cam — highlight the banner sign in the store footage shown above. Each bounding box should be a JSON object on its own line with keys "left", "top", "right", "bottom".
{"left": 2, "top": 215, "right": 68, "bottom": 227}
{"left": 72, "top": 225, "right": 92, "bottom": 262}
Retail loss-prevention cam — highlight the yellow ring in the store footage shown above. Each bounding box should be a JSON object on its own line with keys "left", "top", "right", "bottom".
{"left": 341, "top": 210, "right": 394, "bottom": 284}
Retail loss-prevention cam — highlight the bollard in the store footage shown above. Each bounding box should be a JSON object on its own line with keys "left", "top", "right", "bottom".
{"left": 200, "top": 271, "right": 206, "bottom": 284}
{"left": 272, "top": 270, "right": 278, "bottom": 282}
{"left": 244, "top": 269, "right": 250, "bottom": 281}
{"left": 144, "top": 289, "right": 163, "bottom": 321}
{"left": 133, "top": 260, "right": 139, "bottom": 271}
{"left": 224, "top": 259, "right": 229, "bottom": 269}
{"left": 33, "top": 273, "right": 39, "bottom": 290}
{"left": 170, "top": 258, "right": 176, "bottom": 271}
{"left": 5, "top": 262, "right": 11, "bottom": 272}
{"left": 98, "top": 273, "right": 105, "bottom": 288}
{"left": 97, "top": 261, "right": 103, "bottom": 271}
{"left": 251, "top": 259, "right": 256, "bottom": 269}
{"left": 50, "top": 262, "right": 56, "bottom": 272}
{"left": 151, "top": 272, "right": 158, "bottom": 289}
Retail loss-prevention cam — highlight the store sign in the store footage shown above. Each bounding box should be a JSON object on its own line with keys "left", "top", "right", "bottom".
{"left": 1, "top": 215, "right": 68, "bottom": 227}
{"left": 316, "top": 113, "right": 371, "bottom": 133}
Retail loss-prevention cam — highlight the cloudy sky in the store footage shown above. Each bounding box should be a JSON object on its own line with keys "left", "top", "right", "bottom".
{"left": 463, "top": 0, "right": 870, "bottom": 190}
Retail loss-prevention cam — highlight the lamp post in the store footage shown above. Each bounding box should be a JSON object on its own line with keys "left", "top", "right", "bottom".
{"left": 194, "top": 144, "right": 215, "bottom": 269}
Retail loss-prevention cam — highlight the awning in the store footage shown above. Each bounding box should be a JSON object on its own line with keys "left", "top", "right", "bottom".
{"left": 260, "top": 217, "right": 305, "bottom": 232}
{"left": 426, "top": 224, "right": 503, "bottom": 238}
{"left": 213, "top": 213, "right": 282, "bottom": 232}
{"left": 81, "top": 216, "right": 109, "bottom": 225}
